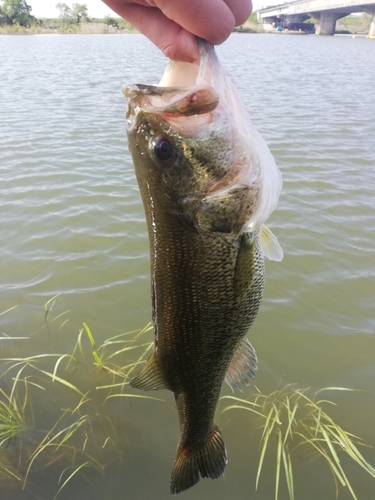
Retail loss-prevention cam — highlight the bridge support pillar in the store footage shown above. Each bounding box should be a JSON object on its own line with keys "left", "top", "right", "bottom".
{"left": 314, "top": 12, "right": 341, "bottom": 35}
{"left": 369, "top": 12, "right": 375, "bottom": 36}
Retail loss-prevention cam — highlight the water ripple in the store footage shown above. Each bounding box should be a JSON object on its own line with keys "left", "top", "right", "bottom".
{"left": 0, "top": 34, "right": 374, "bottom": 342}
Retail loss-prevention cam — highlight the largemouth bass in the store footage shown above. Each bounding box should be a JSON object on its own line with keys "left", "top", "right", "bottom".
{"left": 124, "top": 40, "right": 283, "bottom": 495}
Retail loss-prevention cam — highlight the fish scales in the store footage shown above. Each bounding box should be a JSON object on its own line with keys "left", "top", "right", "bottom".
{"left": 124, "top": 40, "right": 283, "bottom": 495}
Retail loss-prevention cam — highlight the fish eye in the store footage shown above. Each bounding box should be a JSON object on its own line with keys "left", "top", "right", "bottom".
{"left": 154, "top": 138, "right": 174, "bottom": 161}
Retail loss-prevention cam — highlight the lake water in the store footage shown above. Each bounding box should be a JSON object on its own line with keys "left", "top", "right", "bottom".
{"left": 0, "top": 33, "right": 374, "bottom": 500}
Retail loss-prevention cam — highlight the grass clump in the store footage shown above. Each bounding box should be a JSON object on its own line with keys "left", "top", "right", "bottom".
{"left": 0, "top": 386, "right": 29, "bottom": 446}
{"left": 222, "top": 385, "right": 375, "bottom": 500}
{"left": 0, "top": 301, "right": 159, "bottom": 498}
{"left": 2, "top": 301, "right": 375, "bottom": 498}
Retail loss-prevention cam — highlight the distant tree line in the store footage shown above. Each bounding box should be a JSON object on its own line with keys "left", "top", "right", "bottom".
{"left": 103, "top": 15, "right": 118, "bottom": 28}
{"left": 0, "top": 1, "right": 90, "bottom": 27}
{"left": 0, "top": 0, "right": 35, "bottom": 26}
{"left": 0, "top": 0, "right": 136, "bottom": 32}
{"left": 55, "top": 3, "right": 88, "bottom": 25}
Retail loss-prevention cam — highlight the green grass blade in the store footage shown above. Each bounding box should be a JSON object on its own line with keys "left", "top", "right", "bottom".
{"left": 124, "top": 341, "right": 153, "bottom": 380}
{"left": 221, "top": 404, "right": 265, "bottom": 419}
{"left": 83, "top": 323, "right": 96, "bottom": 348}
{"left": 106, "top": 342, "right": 153, "bottom": 361}
{"left": 283, "top": 403, "right": 298, "bottom": 445}
{"left": 295, "top": 432, "right": 347, "bottom": 486}
{"left": 37, "top": 369, "right": 87, "bottom": 398}
{"left": 83, "top": 323, "right": 104, "bottom": 369}
{"left": 53, "top": 462, "right": 91, "bottom": 500}
{"left": 256, "top": 408, "right": 277, "bottom": 490}
{"left": 52, "top": 354, "right": 78, "bottom": 382}
{"left": 315, "top": 387, "right": 365, "bottom": 395}
{"left": 0, "top": 335, "right": 28, "bottom": 341}
{"left": 221, "top": 395, "right": 263, "bottom": 408}
{"left": 314, "top": 407, "right": 322, "bottom": 438}
{"left": 261, "top": 405, "right": 276, "bottom": 441}
{"left": 326, "top": 423, "right": 375, "bottom": 477}
{"left": 44, "top": 294, "right": 60, "bottom": 320}
{"left": 133, "top": 322, "right": 153, "bottom": 340}
{"left": 275, "top": 430, "right": 282, "bottom": 500}
{"left": 282, "top": 445, "right": 294, "bottom": 500}
{"left": 0, "top": 305, "right": 18, "bottom": 316}
{"left": 321, "top": 426, "right": 358, "bottom": 500}
{"left": 104, "top": 393, "right": 164, "bottom": 403}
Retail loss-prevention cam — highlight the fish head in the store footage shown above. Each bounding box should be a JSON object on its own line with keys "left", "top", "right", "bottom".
{"left": 124, "top": 83, "right": 236, "bottom": 207}
{"left": 124, "top": 41, "right": 282, "bottom": 233}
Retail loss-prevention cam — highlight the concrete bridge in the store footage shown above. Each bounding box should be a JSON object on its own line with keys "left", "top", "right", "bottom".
{"left": 258, "top": 0, "right": 375, "bottom": 35}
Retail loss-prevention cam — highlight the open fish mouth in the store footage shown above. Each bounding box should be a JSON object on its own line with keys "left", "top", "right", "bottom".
{"left": 123, "top": 41, "right": 224, "bottom": 136}
{"left": 124, "top": 84, "right": 219, "bottom": 117}
{"left": 124, "top": 84, "right": 221, "bottom": 138}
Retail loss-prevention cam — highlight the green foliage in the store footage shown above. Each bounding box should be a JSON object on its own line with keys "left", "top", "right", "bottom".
{"left": 0, "top": 0, "right": 34, "bottom": 26}
{"left": 1, "top": 300, "right": 374, "bottom": 498}
{"left": 248, "top": 12, "right": 258, "bottom": 24}
{"left": 337, "top": 13, "right": 372, "bottom": 33}
{"left": 339, "top": 12, "right": 371, "bottom": 25}
{"left": 0, "top": 8, "right": 12, "bottom": 26}
{"left": 115, "top": 17, "right": 137, "bottom": 32}
{"left": 222, "top": 385, "right": 375, "bottom": 500}
{"left": 235, "top": 11, "right": 262, "bottom": 33}
{"left": 71, "top": 2, "right": 87, "bottom": 22}
{"left": 0, "top": 387, "right": 29, "bottom": 446}
{"left": 103, "top": 15, "right": 118, "bottom": 28}
{"left": 55, "top": 2, "right": 88, "bottom": 25}
{"left": 0, "top": 301, "right": 157, "bottom": 496}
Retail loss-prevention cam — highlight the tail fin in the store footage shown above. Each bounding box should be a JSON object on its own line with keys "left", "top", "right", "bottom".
{"left": 170, "top": 425, "right": 227, "bottom": 495}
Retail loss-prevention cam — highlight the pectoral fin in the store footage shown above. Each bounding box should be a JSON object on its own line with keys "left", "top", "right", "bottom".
{"left": 225, "top": 337, "right": 258, "bottom": 391}
{"left": 194, "top": 184, "right": 259, "bottom": 234}
{"left": 260, "top": 225, "right": 283, "bottom": 261}
{"left": 129, "top": 348, "right": 167, "bottom": 391}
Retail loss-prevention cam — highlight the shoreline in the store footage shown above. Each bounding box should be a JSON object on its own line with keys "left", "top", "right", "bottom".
{"left": 0, "top": 26, "right": 135, "bottom": 36}
{"left": 1, "top": 31, "right": 370, "bottom": 37}
{"left": 0, "top": 18, "right": 370, "bottom": 36}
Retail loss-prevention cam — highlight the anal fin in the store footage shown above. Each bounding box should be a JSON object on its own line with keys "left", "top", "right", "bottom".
{"left": 225, "top": 337, "right": 258, "bottom": 392}
{"left": 129, "top": 348, "right": 167, "bottom": 391}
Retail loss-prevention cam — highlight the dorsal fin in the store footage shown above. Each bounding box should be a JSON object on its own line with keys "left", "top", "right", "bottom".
{"left": 260, "top": 225, "right": 283, "bottom": 261}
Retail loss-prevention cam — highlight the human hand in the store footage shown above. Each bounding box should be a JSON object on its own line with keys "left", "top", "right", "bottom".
{"left": 101, "top": 0, "right": 252, "bottom": 63}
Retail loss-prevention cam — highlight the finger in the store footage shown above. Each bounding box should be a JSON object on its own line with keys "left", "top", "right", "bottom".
{"left": 224, "top": 0, "right": 253, "bottom": 25}
{"left": 102, "top": 2, "right": 200, "bottom": 62}
{"left": 155, "top": 0, "right": 236, "bottom": 45}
